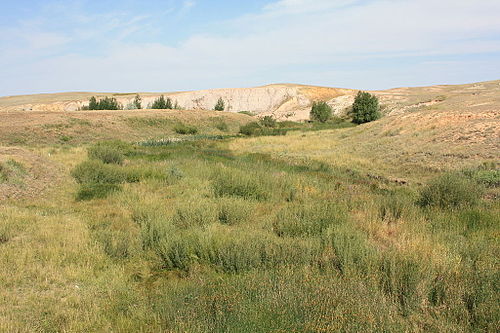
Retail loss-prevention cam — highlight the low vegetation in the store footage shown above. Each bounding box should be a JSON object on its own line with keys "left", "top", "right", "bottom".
{"left": 0, "top": 159, "right": 26, "bottom": 184}
{"left": 0, "top": 106, "right": 497, "bottom": 332}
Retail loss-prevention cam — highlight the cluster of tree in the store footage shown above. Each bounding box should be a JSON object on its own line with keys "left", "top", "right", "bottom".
{"left": 150, "top": 95, "right": 182, "bottom": 110}
{"left": 309, "top": 91, "right": 381, "bottom": 124}
{"left": 86, "top": 96, "right": 122, "bottom": 110}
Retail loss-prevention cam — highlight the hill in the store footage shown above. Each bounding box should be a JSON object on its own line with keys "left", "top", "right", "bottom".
{"left": 0, "top": 80, "right": 498, "bottom": 332}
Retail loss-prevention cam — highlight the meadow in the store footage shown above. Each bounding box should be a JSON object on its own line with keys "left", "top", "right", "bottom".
{"left": 0, "top": 114, "right": 498, "bottom": 332}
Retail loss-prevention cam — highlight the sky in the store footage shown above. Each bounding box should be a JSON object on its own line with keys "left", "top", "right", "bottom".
{"left": 1, "top": 0, "right": 500, "bottom": 96}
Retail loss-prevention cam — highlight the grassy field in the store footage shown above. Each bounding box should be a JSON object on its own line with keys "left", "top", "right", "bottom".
{"left": 0, "top": 108, "right": 498, "bottom": 332}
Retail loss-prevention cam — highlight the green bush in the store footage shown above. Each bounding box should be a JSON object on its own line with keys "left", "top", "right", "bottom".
{"left": 217, "top": 197, "right": 254, "bottom": 225}
{"left": 378, "top": 253, "right": 426, "bottom": 316}
{"left": 174, "top": 123, "right": 198, "bottom": 135}
{"left": 212, "top": 167, "right": 295, "bottom": 202}
{"left": 418, "top": 173, "right": 483, "bottom": 209}
{"left": 352, "top": 91, "right": 380, "bottom": 124}
{"left": 172, "top": 199, "right": 219, "bottom": 229}
{"left": 151, "top": 95, "right": 173, "bottom": 109}
{"left": 87, "top": 96, "right": 122, "bottom": 110}
{"left": 156, "top": 229, "right": 318, "bottom": 273}
{"left": 214, "top": 98, "right": 225, "bottom": 111}
{"left": 273, "top": 202, "right": 346, "bottom": 237}
{"left": 310, "top": 101, "right": 332, "bottom": 123}
{"left": 71, "top": 160, "right": 129, "bottom": 185}
{"left": 88, "top": 142, "right": 126, "bottom": 165}
{"left": 76, "top": 183, "right": 121, "bottom": 201}
{"left": 239, "top": 122, "right": 262, "bottom": 136}
{"left": 322, "top": 225, "right": 379, "bottom": 276}
{"left": 212, "top": 167, "right": 268, "bottom": 200}
{"left": 213, "top": 119, "right": 229, "bottom": 132}
{"left": 239, "top": 122, "right": 287, "bottom": 136}
{"left": 260, "top": 116, "right": 277, "bottom": 128}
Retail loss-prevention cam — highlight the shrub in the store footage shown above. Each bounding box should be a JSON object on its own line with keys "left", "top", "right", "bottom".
{"left": 88, "top": 142, "right": 126, "bottom": 165}
{"left": 213, "top": 119, "right": 229, "bottom": 132}
{"left": 71, "top": 160, "right": 139, "bottom": 200}
{"left": 239, "top": 122, "right": 288, "bottom": 137}
{"left": 322, "top": 225, "right": 379, "bottom": 277}
{"left": 217, "top": 197, "right": 254, "bottom": 225}
{"left": 155, "top": 228, "right": 318, "bottom": 273}
{"left": 273, "top": 202, "right": 346, "bottom": 237}
{"left": 174, "top": 123, "right": 198, "bottom": 135}
{"left": 212, "top": 168, "right": 268, "bottom": 200}
{"left": 172, "top": 199, "right": 219, "bottom": 229}
{"left": 260, "top": 116, "right": 277, "bottom": 128}
{"left": 71, "top": 160, "right": 131, "bottom": 185}
{"left": 133, "top": 94, "right": 142, "bottom": 109}
{"left": 76, "top": 183, "right": 121, "bottom": 200}
{"left": 418, "top": 173, "right": 483, "bottom": 209}
{"left": 151, "top": 95, "right": 173, "bottom": 109}
{"left": 310, "top": 101, "right": 332, "bottom": 123}
{"left": 214, "top": 98, "right": 225, "bottom": 111}
{"left": 87, "top": 96, "right": 122, "bottom": 110}
{"left": 378, "top": 253, "right": 426, "bottom": 315}
{"left": 212, "top": 167, "right": 295, "bottom": 202}
{"left": 239, "top": 122, "right": 262, "bottom": 136}
{"left": 352, "top": 91, "right": 380, "bottom": 124}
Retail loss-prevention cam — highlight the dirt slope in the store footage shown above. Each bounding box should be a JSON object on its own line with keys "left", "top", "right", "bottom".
{"left": 1, "top": 81, "right": 499, "bottom": 122}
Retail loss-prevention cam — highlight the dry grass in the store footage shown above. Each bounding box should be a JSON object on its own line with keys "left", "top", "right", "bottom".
{"left": 0, "top": 80, "right": 498, "bottom": 332}
{"left": 0, "top": 109, "right": 252, "bottom": 146}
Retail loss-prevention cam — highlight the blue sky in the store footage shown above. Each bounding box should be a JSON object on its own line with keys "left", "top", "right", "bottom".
{"left": 1, "top": 0, "right": 500, "bottom": 96}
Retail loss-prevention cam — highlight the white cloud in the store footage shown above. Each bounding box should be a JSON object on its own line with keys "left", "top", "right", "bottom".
{"left": 1, "top": 0, "right": 500, "bottom": 95}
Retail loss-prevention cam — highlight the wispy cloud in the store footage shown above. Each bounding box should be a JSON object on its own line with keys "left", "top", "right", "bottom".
{"left": 0, "top": 0, "right": 499, "bottom": 95}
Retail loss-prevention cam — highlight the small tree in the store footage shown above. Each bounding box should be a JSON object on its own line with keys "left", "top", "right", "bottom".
{"left": 88, "top": 96, "right": 98, "bottom": 110}
{"left": 214, "top": 98, "right": 225, "bottom": 111}
{"left": 352, "top": 91, "right": 380, "bottom": 124}
{"left": 310, "top": 101, "right": 332, "bottom": 123}
{"left": 151, "top": 95, "right": 166, "bottom": 109}
{"left": 133, "top": 94, "right": 142, "bottom": 109}
{"left": 165, "top": 97, "right": 173, "bottom": 109}
{"left": 87, "top": 96, "right": 121, "bottom": 110}
{"left": 173, "top": 100, "right": 181, "bottom": 110}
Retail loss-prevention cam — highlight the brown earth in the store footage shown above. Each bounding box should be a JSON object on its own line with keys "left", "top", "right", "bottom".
{"left": 0, "top": 147, "right": 62, "bottom": 201}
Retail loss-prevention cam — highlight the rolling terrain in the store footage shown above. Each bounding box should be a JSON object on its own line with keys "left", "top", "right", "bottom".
{"left": 0, "top": 80, "right": 498, "bottom": 332}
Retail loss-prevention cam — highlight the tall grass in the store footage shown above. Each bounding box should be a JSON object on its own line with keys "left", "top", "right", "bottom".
{"left": 4, "top": 135, "right": 497, "bottom": 332}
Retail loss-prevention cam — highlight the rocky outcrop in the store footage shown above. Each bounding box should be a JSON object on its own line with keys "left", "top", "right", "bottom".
{"left": 0, "top": 84, "right": 356, "bottom": 121}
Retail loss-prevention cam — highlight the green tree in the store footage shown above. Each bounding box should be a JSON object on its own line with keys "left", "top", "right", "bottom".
{"left": 151, "top": 95, "right": 167, "bottom": 109}
{"left": 214, "top": 98, "right": 225, "bottom": 111}
{"left": 310, "top": 101, "right": 332, "bottom": 123}
{"left": 88, "top": 96, "right": 98, "bottom": 110}
{"left": 352, "top": 91, "right": 380, "bottom": 124}
{"left": 165, "top": 97, "right": 173, "bottom": 109}
{"left": 87, "top": 96, "right": 121, "bottom": 110}
{"left": 133, "top": 94, "right": 142, "bottom": 109}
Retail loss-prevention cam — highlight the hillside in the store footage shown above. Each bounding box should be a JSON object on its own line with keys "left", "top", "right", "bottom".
{"left": 0, "top": 80, "right": 498, "bottom": 332}
{"left": 1, "top": 80, "right": 499, "bottom": 122}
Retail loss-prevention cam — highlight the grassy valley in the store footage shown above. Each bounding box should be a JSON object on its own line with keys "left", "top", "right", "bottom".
{"left": 0, "top": 83, "right": 498, "bottom": 332}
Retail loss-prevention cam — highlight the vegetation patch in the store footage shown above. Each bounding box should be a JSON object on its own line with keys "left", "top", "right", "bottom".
{"left": 418, "top": 173, "right": 483, "bottom": 209}
{"left": 174, "top": 123, "right": 198, "bottom": 135}
{"left": 0, "top": 159, "right": 27, "bottom": 184}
